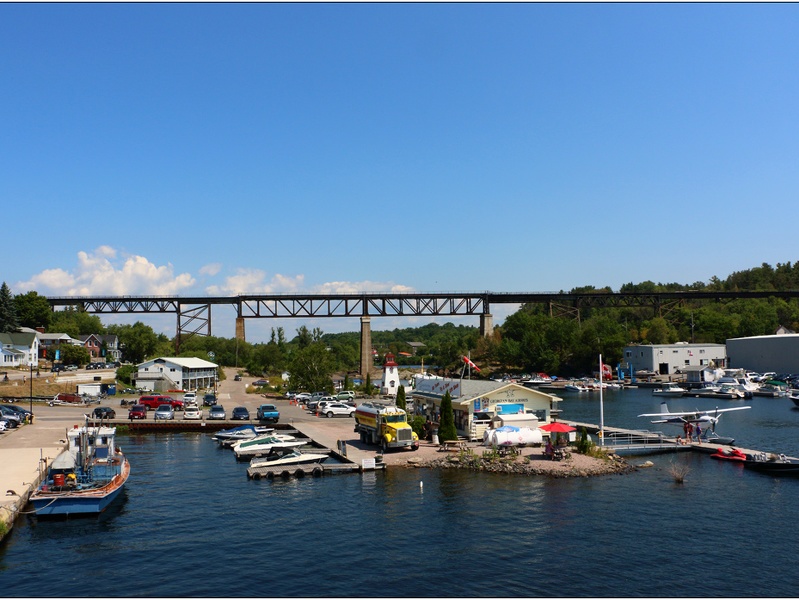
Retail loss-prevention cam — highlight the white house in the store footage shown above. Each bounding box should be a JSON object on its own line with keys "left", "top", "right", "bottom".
{"left": 0, "top": 332, "right": 39, "bottom": 368}
{"left": 411, "top": 379, "right": 561, "bottom": 441}
{"left": 134, "top": 357, "right": 218, "bottom": 392}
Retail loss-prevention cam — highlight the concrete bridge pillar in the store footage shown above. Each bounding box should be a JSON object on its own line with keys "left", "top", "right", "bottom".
{"left": 235, "top": 317, "right": 246, "bottom": 343}
{"left": 480, "top": 313, "right": 493, "bottom": 337}
{"left": 359, "top": 316, "right": 372, "bottom": 378}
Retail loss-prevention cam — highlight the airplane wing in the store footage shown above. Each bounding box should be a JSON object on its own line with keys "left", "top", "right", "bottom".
{"left": 637, "top": 406, "right": 751, "bottom": 418}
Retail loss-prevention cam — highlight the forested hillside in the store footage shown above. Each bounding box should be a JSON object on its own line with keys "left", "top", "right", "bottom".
{"left": 3, "top": 262, "right": 799, "bottom": 381}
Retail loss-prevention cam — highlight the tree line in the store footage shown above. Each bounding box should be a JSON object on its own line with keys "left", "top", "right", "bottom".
{"left": 2, "top": 261, "right": 799, "bottom": 384}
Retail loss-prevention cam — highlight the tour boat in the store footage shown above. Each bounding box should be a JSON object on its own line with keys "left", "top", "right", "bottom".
{"left": 30, "top": 421, "right": 130, "bottom": 516}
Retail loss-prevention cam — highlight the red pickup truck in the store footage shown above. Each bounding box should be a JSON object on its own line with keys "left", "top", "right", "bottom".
{"left": 139, "top": 395, "right": 184, "bottom": 411}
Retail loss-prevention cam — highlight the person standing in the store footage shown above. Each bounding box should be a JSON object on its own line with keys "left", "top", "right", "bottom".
{"left": 686, "top": 422, "right": 694, "bottom": 443}
{"left": 696, "top": 424, "right": 702, "bottom": 444}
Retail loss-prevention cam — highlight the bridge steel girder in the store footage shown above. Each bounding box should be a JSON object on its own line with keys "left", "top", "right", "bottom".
{"left": 237, "top": 293, "right": 489, "bottom": 318}
{"left": 176, "top": 304, "right": 212, "bottom": 352}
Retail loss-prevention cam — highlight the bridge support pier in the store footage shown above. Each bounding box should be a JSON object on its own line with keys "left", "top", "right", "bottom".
{"left": 480, "top": 313, "right": 493, "bottom": 336}
{"left": 359, "top": 316, "right": 372, "bottom": 379}
{"left": 235, "top": 317, "right": 246, "bottom": 343}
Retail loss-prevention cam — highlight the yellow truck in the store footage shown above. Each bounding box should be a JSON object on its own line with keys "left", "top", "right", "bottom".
{"left": 354, "top": 402, "right": 419, "bottom": 452}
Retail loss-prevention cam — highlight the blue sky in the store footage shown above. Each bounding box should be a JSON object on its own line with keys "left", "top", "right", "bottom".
{"left": 3, "top": 3, "right": 798, "bottom": 341}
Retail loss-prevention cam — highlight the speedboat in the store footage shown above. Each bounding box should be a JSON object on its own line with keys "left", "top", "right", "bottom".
{"left": 212, "top": 424, "right": 275, "bottom": 444}
{"left": 563, "top": 382, "right": 590, "bottom": 393}
{"left": 652, "top": 383, "right": 687, "bottom": 397}
{"left": 249, "top": 447, "right": 328, "bottom": 469}
{"left": 697, "top": 383, "right": 747, "bottom": 400}
{"left": 743, "top": 452, "right": 799, "bottom": 476}
{"left": 30, "top": 421, "right": 130, "bottom": 516}
{"left": 710, "top": 447, "right": 748, "bottom": 462}
{"left": 232, "top": 434, "right": 306, "bottom": 459}
{"left": 788, "top": 391, "right": 799, "bottom": 407}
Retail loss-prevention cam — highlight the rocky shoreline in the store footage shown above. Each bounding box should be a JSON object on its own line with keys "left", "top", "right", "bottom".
{"left": 389, "top": 446, "right": 636, "bottom": 478}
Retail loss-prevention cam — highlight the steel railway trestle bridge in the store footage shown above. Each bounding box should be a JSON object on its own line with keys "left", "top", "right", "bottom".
{"left": 46, "top": 290, "right": 799, "bottom": 376}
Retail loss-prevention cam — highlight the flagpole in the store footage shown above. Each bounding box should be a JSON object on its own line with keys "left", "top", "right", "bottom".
{"left": 599, "top": 353, "right": 605, "bottom": 447}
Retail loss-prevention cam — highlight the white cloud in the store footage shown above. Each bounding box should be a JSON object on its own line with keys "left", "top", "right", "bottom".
{"left": 205, "top": 269, "right": 305, "bottom": 295}
{"left": 16, "top": 247, "right": 196, "bottom": 296}
{"left": 199, "top": 263, "right": 222, "bottom": 276}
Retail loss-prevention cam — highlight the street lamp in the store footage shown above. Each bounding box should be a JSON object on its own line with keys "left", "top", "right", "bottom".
{"left": 28, "top": 361, "right": 34, "bottom": 417}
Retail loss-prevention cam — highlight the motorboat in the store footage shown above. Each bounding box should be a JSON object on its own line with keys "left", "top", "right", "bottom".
{"left": 710, "top": 447, "right": 747, "bottom": 462}
{"left": 652, "top": 383, "right": 687, "bottom": 397}
{"left": 249, "top": 447, "right": 329, "bottom": 469}
{"left": 754, "top": 383, "right": 788, "bottom": 398}
{"left": 743, "top": 452, "right": 799, "bottom": 476}
{"left": 696, "top": 383, "right": 748, "bottom": 400}
{"left": 789, "top": 391, "right": 799, "bottom": 408}
{"left": 30, "top": 421, "right": 130, "bottom": 516}
{"left": 563, "top": 382, "right": 590, "bottom": 393}
{"left": 232, "top": 434, "right": 306, "bottom": 459}
{"left": 212, "top": 424, "right": 275, "bottom": 444}
{"left": 521, "top": 373, "right": 552, "bottom": 386}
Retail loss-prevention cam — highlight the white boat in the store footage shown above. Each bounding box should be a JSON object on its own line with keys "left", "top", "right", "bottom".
{"left": 652, "top": 383, "right": 687, "bottom": 397}
{"left": 249, "top": 447, "right": 328, "bottom": 469}
{"left": 232, "top": 434, "right": 305, "bottom": 459}
{"left": 697, "top": 383, "right": 747, "bottom": 400}
{"left": 563, "top": 383, "right": 590, "bottom": 393}
{"left": 212, "top": 424, "right": 275, "bottom": 443}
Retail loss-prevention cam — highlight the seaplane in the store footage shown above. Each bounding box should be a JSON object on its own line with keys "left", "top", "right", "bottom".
{"left": 638, "top": 401, "right": 751, "bottom": 444}
{"left": 638, "top": 401, "right": 751, "bottom": 427}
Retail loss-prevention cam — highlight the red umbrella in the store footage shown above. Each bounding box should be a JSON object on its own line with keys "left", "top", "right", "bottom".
{"left": 539, "top": 422, "right": 576, "bottom": 433}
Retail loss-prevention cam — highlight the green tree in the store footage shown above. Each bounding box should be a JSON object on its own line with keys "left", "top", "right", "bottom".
{"left": 59, "top": 344, "right": 91, "bottom": 367}
{"left": 107, "top": 322, "right": 166, "bottom": 364}
{"left": 288, "top": 342, "right": 335, "bottom": 392}
{"left": 438, "top": 391, "right": 458, "bottom": 441}
{"left": 13, "top": 290, "right": 52, "bottom": 331}
{"left": 50, "top": 307, "right": 104, "bottom": 337}
{"left": 396, "top": 385, "right": 406, "bottom": 411}
{"left": 0, "top": 282, "right": 20, "bottom": 333}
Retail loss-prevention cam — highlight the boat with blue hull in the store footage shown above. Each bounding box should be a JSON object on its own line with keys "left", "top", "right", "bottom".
{"left": 30, "top": 422, "right": 130, "bottom": 516}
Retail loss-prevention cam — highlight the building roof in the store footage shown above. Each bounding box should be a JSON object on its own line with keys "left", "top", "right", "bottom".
{"left": 138, "top": 357, "right": 218, "bottom": 369}
{"left": 0, "top": 331, "right": 37, "bottom": 347}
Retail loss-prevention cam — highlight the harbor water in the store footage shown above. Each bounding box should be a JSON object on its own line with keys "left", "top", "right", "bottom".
{"left": 2, "top": 387, "right": 799, "bottom": 597}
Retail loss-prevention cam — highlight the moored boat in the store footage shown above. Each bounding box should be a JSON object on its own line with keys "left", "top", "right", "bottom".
{"left": 212, "top": 424, "right": 275, "bottom": 444}
{"left": 743, "top": 452, "right": 799, "bottom": 476}
{"left": 249, "top": 447, "right": 328, "bottom": 469}
{"left": 652, "top": 383, "right": 687, "bottom": 397}
{"left": 30, "top": 421, "right": 130, "bottom": 516}
{"left": 232, "top": 434, "right": 306, "bottom": 459}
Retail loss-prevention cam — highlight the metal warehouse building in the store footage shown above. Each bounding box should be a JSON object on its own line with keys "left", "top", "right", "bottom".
{"left": 726, "top": 333, "right": 799, "bottom": 374}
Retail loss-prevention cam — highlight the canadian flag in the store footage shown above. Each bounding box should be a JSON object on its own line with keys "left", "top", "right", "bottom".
{"left": 462, "top": 355, "right": 481, "bottom": 372}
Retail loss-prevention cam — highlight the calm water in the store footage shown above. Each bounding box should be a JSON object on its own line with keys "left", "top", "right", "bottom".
{"left": 2, "top": 388, "right": 799, "bottom": 597}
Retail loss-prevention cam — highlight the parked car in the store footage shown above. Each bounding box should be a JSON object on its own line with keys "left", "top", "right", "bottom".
{"left": 153, "top": 404, "right": 175, "bottom": 421}
{"left": 231, "top": 406, "right": 250, "bottom": 420}
{"left": 284, "top": 390, "right": 298, "bottom": 399}
{"left": 64, "top": 364, "right": 78, "bottom": 371}
{"left": 128, "top": 404, "right": 147, "bottom": 420}
{"left": 0, "top": 420, "right": 6, "bottom": 432}
{"left": 183, "top": 406, "right": 202, "bottom": 420}
{"left": 91, "top": 406, "right": 116, "bottom": 419}
{"left": 139, "top": 395, "right": 183, "bottom": 411}
{"left": 335, "top": 391, "right": 356, "bottom": 402}
{"left": 252, "top": 379, "right": 268, "bottom": 387}
{"left": 294, "top": 392, "right": 312, "bottom": 404}
{"left": 319, "top": 402, "right": 356, "bottom": 418}
{"left": 121, "top": 387, "right": 137, "bottom": 394}
{"left": 233, "top": 374, "right": 242, "bottom": 381}
{"left": 310, "top": 397, "right": 336, "bottom": 412}
{"left": 3, "top": 405, "right": 32, "bottom": 420}
{"left": 203, "top": 393, "right": 217, "bottom": 406}
{"left": 183, "top": 392, "right": 197, "bottom": 404}
{"left": 208, "top": 405, "right": 226, "bottom": 420}
{"left": 310, "top": 391, "right": 326, "bottom": 401}
{"left": 0, "top": 406, "right": 22, "bottom": 427}
{"left": 50, "top": 365, "right": 64, "bottom": 372}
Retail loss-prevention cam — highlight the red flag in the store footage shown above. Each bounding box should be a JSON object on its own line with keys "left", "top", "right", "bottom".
{"left": 462, "top": 355, "right": 481, "bottom": 372}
